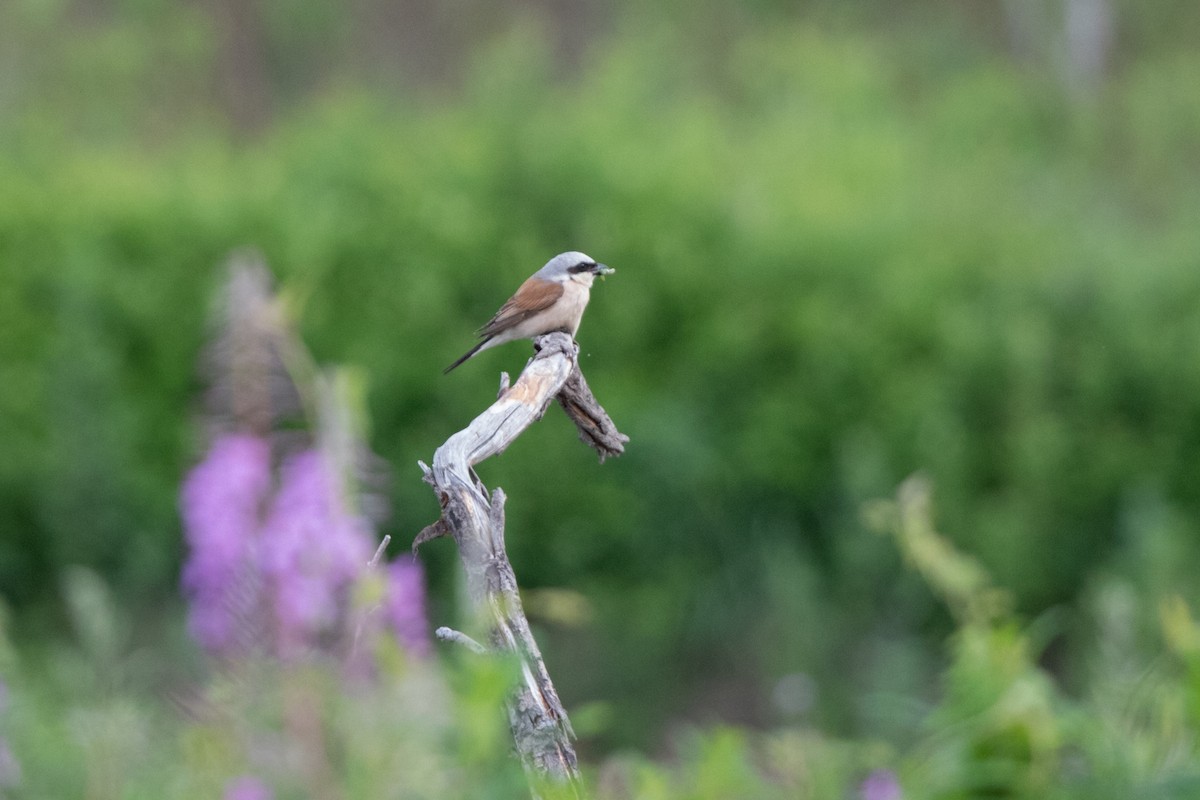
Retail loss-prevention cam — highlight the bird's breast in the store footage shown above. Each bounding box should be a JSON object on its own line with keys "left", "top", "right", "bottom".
{"left": 556, "top": 280, "right": 591, "bottom": 335}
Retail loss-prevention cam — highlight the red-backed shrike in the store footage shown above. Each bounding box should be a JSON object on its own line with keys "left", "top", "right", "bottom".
{"left": 444, "top": 251, "right": 614, "bottom": 373}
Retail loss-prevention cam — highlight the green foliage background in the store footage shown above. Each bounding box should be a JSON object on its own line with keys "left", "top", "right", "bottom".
{"left": 3, "top": 0, "right": 1200, "bottom": 791}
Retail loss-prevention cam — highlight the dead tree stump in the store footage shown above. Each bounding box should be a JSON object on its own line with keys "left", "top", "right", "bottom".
{"left": 415, "top": 332, "right": 627, "bottom": 793}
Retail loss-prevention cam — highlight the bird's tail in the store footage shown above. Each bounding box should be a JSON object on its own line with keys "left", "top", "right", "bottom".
{"left": 443, "top": 337, "right": 492, "bottom": 374}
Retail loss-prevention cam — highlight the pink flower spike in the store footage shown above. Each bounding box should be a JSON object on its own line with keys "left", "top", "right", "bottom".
{"left": 180, "top": 434, "right": 271, "bottom": 656}
{"left": 386, "top": 556, "right": 432, "bottom": 658}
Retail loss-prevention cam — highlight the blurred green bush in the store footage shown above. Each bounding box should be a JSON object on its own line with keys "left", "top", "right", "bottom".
{"left": 2, "top": 2, "right": 1200, "bottom": 755}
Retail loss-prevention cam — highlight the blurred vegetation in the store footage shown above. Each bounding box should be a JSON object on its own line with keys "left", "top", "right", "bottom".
{"left": 3, "top": 0, "right": 1200, "bottom": 790}
{"left": 4, "top": 479, "right": 1200, "bottom": 797}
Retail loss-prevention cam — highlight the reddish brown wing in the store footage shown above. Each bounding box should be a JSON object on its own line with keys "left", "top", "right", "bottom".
{"left": 477, "top": 277, "right": 563, "bottom": 338}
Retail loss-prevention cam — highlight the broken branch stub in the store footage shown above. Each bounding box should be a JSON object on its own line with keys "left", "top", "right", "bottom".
{"left": 556, "top": 363, "right": 629, "bottom": 463}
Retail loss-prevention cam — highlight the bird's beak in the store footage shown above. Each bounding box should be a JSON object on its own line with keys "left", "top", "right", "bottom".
{"left": 592, "top": 263, "right": 614, "bottom": 276}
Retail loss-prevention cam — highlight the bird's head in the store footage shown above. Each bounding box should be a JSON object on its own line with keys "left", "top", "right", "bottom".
{"left": 537, "top": 251, "right": 614, "bottom": 286}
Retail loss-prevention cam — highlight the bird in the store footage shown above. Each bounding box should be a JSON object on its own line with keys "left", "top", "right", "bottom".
{"left": 444, "top": 251, "right": 614, "bottom": 373}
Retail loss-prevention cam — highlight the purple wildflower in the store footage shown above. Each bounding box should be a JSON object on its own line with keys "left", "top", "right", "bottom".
{"left": 258, "top": 450, "right": 373, "bottom": 656}
{"left": 860, "top": 769, "right": 902, "bottom": 800}
{"left": 180, "top": 434, "right": 271, "bottom": 655}
{"left": 223, "top": 775, "right": 274, "bottom": 800}
{"left": 385, "top": 556, "right": 432, "bottom": 658}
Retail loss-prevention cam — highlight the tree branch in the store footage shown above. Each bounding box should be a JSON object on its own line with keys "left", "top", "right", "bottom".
{"left": 435, "top": 626, "right": 487, "bottom": 655}
{"left": 417, "top": 332, "right": 626, "bottom": 793}
{"left": 557, "top": 363, "right": 629, "bottom": 463}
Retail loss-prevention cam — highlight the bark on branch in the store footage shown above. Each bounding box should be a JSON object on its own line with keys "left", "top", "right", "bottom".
{"left": 417, "top": 332, "right": 627, "bottom": 793}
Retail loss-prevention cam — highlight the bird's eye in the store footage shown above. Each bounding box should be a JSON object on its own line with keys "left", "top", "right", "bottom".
{"left": 568, "top": 261, "right": 595, "bottom": 274}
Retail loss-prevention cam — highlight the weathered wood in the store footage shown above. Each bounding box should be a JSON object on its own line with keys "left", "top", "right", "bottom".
{"left": 435, "top": 626, "right": 487, "bottom": 654}
{"left": 418, "top": 331, "right": 627, "bottom": 794}
{"left": 556, "top": 362, "right": 629, "bottom": 463}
